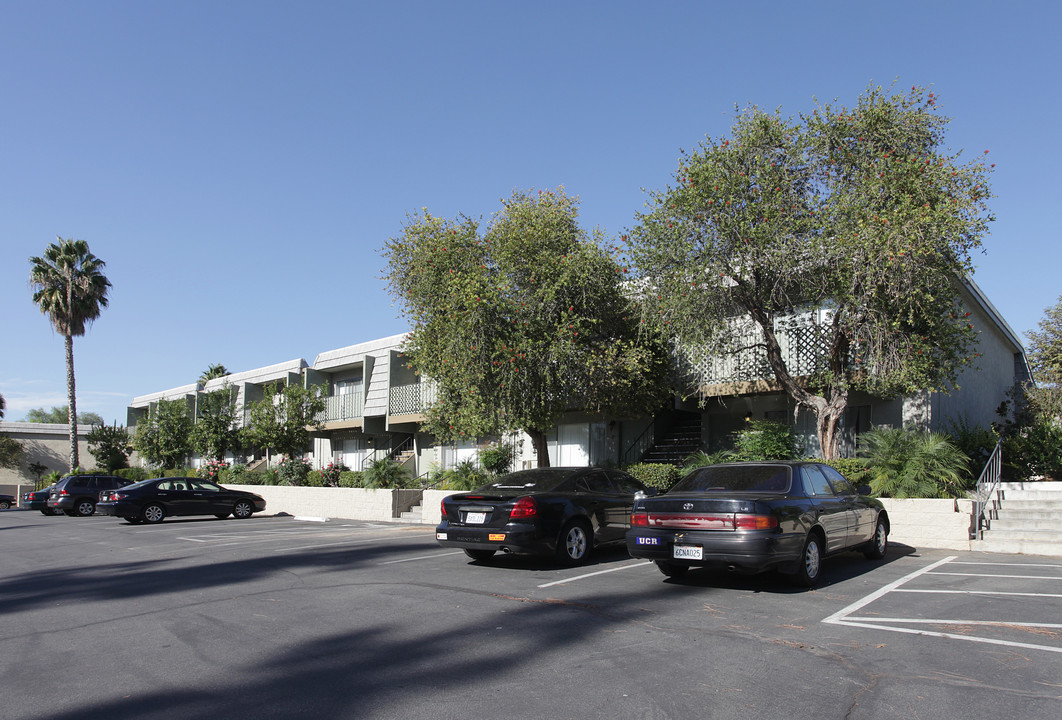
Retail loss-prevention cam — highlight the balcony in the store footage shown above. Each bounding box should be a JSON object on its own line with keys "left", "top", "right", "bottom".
{"left": 389, "top": 382, "right": 437, "bottom": 416}
{"left": 319, "top": 393, "right": 364, "bottom": 424}
{"left": 687, "top": 324, "right": 832, "bottom": 394}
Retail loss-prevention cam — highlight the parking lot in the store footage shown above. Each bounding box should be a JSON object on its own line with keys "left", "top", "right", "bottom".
{"left": 2, "top": 509, "right": 1060, "bottom": 719}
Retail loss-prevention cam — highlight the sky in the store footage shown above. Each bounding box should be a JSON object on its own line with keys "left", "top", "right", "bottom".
{"left": 2, "top": 0, "right": 1060, "bottom": 428}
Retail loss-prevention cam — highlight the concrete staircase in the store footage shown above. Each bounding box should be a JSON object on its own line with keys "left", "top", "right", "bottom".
{"left": 641, "top": 414, "right": 703, "bottom": 465}
{"left": 975, "top": 481, "right": 1062, "bottom": 557}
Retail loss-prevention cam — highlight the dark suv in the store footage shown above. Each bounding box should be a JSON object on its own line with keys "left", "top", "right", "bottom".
{"left": 47, "top": 475, "right": 133, "bottom": 517}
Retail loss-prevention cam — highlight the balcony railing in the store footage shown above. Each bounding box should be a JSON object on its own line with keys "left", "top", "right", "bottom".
{"left": 318, "top": 393, "right": 364, "bottom": 423}
{"left": 389, "top": 382, "right": 437, "bottom": 416}
{"left": 688, "top": 324, "right": 832, "bottom": 386}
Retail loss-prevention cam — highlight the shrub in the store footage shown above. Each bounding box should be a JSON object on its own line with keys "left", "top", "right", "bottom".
{"left": 732, "top": 420, "right": 798, "bottom": 460}
{"left": 320, "top": 461, "right": 348, "bottom": 487}
{"left": 363, "top": 458, "right": 411, "bottom": 489}
{"left": 624, "top": 462, "right": 681, "bottom": 491}
{"left": 199, "top": 459, "right": 228, "bottom": 481}
{"left": 1001, "top": 417, "right": 1062, "bottom": 480}
{"left": 478, "top": 442, "right": 514, "bottom": 476}
{"left": 943, "top": 415, "right": 999, "bottom": 482}
{"left": 681, "top": 449, "right": 735, "bottom": 474}
{"left": 338, "top": 470, "right": 364, "bottom": 488}
{"left": 437, "top": 460, "right": 488, "bottom": 491}
{"left": 114, "top": 467, "right": 150, "bottom": 482}
{"left": 304, "top": 470, "right": 326, "bottom": 487}
{"left": 859, "top": 427, "right": 970, "bottom": 498}
{"left": 277, "top": 457, "right": 312, "bottom": 486}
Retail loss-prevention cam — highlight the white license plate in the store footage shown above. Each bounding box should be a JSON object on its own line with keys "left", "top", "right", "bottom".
{"left": 465, "top": 512, "right": 487, "bottom": 524}
{"left": 673, "top": 544, "right": 703, "bottom": 560}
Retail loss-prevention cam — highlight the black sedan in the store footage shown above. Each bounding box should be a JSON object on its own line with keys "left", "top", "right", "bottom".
{"left": 626, "top": 461, "right": 889, "bottom": 586}
{"left": 437, "top": 467, "right": 654, "bottom": 565}
{"left": 22, "top": 485, "right": 58, "bottom": 514}
{"left": 0, "top": 493, "right": 14, "bottom": 510}
{"left": 97, "top": 477, "right": 266, "bottom": 524}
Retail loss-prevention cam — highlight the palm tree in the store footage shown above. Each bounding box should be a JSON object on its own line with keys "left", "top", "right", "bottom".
{"left": 199, "top": 363, "right": 230, "bottom": 385}
{"left": 29, "top": 237, "right": 111, "bottom": 471}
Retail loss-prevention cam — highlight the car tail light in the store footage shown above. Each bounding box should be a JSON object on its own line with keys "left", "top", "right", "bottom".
{"left": 509, "top": 496, "right": 537, "bottom": 519}
{"left": 734, "top": 514, "right": 778, "bottom": 530}
{"left": 440, "top": 499, "right": 448, "bottom": 519}
{"left": 59, "top": 489, "right": 69, "bottom": 495}
{"left": 630, "top": 510, "right": 648, "bottom": 527}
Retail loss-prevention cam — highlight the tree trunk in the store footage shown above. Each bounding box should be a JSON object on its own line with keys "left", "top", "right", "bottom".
{"left": 526, "top": 428, "right": 550, "bottom": 467}
{"left": 815, "top": 398, "right": 846, "bottom": 461}
{"left": 65, "top": 333, "right": 79, "bottom": 471}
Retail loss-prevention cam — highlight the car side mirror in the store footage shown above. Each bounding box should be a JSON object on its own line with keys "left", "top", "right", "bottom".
{"left": 857, "top": 484, "right": 872, "bottom": 496}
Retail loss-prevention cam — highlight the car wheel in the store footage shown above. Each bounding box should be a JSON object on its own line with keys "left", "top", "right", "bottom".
{"left": 75, "top": 499, "right": 96, "bottom": 517}
{"left": 463, "top": 549, "right": 496, "bottom": 562}
{"left": 142, "top": 504, "right": 165, "bottom": 524}
{"left": 215, "top": 513, "right": 230, "bottom": 519}
{"left": 655, "top": 561, "right": 689, "bottom": 578}
{"left": 232, "top": 500, "right": 254, "bottom": 519}
{"left": 556, "top": 519, "right": 593, "bottom": 566}
{"left": 863, "top": 515, "right": 889, "bottom": 560}
{"left": 0, "top": 500, "right": 10, "bottom": 510}
{"left": 793, "top": 532, "right": 823, "bottom": 587}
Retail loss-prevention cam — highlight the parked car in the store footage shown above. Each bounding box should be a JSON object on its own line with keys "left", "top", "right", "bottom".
{"left": 96, "top": 477, "right": 266, "bottom": 524}
{"left": 46, "top": 475, "right": 133, "bottom": 517}
{"left": 0, "top": 493, "right": 14, "bottom": 510}
{"left": 626, "top": 461, "right": 889, "bottom": 587}
{"left": 436, "top": 467, "right": 655, "bottom": 565}
{"left": 22, "top": 484, "right": 59, "bottom": 514}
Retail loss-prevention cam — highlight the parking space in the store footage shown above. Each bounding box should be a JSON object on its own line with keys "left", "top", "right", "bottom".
{"left": 825, "top": 555, "right": 1062, "bottom": 654}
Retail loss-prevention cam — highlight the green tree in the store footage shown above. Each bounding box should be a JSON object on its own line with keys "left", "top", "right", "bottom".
{"left": 24, "top": 405, "right": 103, "bottom": 425}
{"left": 199, "top": 364, "right": 231, "bottom": 384}
{"left": 190, "top": 385, "right": 242, "bottom": 462}
{"left": 384, "top": 188, "right": 672, "bottom": 466}
{"left": 242, "top": 382, "right": 325, "bottom": 461}
{"left": 626, "top": 85, "right": 992, "bottom": 459}
{"left": 0, "top": 436, "right": 23, "bottom": 469}
{"left": 86, "top": 423, "right": 132, "bottom": 472}
{"left": 132, "top": 398, "right": 193, "bottom": 469}
{"left": 29, "top": 237, "right": 112, "bottom": 471}
{"left": 1025, "top": 294, "right": 1062, "bottom": 420}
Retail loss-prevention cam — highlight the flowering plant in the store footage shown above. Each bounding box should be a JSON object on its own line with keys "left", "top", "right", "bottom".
{"left": 321, "top": 461, "right": 349, "bottom": 487}
{"left": 200, "top": 459, "right": 229, "bottom": 481}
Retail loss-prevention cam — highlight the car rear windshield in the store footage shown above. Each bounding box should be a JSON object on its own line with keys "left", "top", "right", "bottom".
{"left": 476, "top": 469, "right": 575, "bottom": 492}
{"left": 670, "top": 465, "right": 792, "bottom": 494}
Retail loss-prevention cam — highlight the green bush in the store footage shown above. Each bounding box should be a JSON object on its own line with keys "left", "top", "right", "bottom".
{"left": 732, "top": 420, "right": 798, "bottom": 460}
{"left": 338, "top": 470, "right": 364, "bottom": 488}
{"left": 681, "top": 449, "right": 735, "bottom": 474}
{"left": 1001, "top": 417, "right": 1062, "bottom": 480}
{"left": 304, "top": 470, "right": 326, "bottom": 487}
{"left": 363, "top": 458, "right": 411, "bottom": 489}
{"left": 478, "top": 442, "right": 515, "bottom": 476}
{"left": 433, "top": 460, "right": 489, "bottom": 491}
{"left": 277, "top": 457, "right": 312, "bottom": 486}
{"left": 859, "top": 427, "right": 970, "bottom": 498}
{"left": 624, "top": 462, "right": 681, "bottom": 491}
{"left": 114, "top": 467, "right": 150, "bottom": 482}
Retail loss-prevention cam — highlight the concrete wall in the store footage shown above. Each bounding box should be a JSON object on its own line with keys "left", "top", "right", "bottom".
{"left": 879, "top": 498, "right": 975, "bottom": 551}
{"left": 0, "top": 422, "right": 91, "bottom": 486}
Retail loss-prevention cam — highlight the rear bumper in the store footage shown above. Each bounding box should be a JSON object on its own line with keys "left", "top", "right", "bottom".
{"left": 626, "top": 528, "right": 805, "bottom": 573}
{"left": 436, "top": 521, "right": 554, "bottom": 555}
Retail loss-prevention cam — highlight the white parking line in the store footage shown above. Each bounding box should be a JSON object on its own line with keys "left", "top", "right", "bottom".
{"left": 823, "top": 556, "right": 1062, "bottom": 655}
{"left": 537, "top": 561, "right": 652, "bottom": 588}
{"left": 380, "top": 551, "right": 465, "bottom": 564}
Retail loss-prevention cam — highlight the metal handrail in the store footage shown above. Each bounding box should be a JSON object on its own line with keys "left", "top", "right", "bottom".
{"left": 623, "top": 421, "right": 655, "bottom": 466}
{"left": 971, "top": 440, "right": 1003, "bottom": 539}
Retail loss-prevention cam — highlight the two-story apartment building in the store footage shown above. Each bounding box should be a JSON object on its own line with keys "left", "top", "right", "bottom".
{"left": 124, "top": 276, "right": 1029, "bottom": 476}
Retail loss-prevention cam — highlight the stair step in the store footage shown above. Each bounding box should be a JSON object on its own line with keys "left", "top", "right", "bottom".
{"left": 973, "top": 538, "right": 1062, "bottom": 557}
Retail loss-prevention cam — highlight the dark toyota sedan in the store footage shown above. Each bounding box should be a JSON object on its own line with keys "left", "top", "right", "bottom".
{"left": 437, "top": 467, "right": 654, "bottom": 565}
{"left": 626, "top": 462, "right": 889, "bottom": 587}
{"left": 97, "top": 477, "right": 266, "bottom": 524}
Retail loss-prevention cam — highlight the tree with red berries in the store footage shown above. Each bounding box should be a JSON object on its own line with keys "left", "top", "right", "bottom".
{"left": 625, "top": 85, "right": 994, "bottom": 459}
{"left": 384, "top": 188, "right": 671, "bottom": 467}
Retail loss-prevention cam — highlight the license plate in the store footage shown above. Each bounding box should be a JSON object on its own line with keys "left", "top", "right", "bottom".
{"left": 673, "top": 544, "right": 703, "bottom": 560}
{"left": 436, "top": 532, "right": 447, "bottom": 540}
{"left": 465, "top": 512, "right": 487, "bottom": 524}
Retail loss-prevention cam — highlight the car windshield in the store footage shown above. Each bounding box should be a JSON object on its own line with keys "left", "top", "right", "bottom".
{"left": 476, "top": 468, "right": 577, "bottom": 492}
{"left": 670, "top": 464, "right": 792, "bottom": 493}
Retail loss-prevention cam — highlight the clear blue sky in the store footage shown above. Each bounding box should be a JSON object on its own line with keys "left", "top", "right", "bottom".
{"left": 2, "top": 0, "right": 1059, "bottom": 427}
